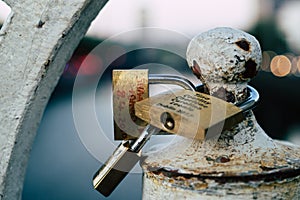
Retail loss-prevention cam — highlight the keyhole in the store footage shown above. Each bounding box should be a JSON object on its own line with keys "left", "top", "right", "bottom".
{"left": 160, "top": 112, "right": 175, "bottom": 130}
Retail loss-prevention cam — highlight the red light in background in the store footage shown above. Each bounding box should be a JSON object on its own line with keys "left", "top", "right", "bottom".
{"left": 79, "top": 54, "right": 103, "bottom": 75}
{"left": 65, "top": 54, "right": 103, "bottom": 77}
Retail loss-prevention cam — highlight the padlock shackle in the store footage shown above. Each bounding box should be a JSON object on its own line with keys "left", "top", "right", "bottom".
{"left": 149, "top": 74, "right": 259, "bottom": 113}
{"left": 149, "top": 74, "right": 196, "bottom": 91}
{"left": 236, "top": 85, "right": 259, "bottom": 112}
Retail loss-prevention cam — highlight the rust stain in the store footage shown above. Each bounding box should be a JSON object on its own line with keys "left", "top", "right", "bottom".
{"left": 144, "top": 171, "right": 300, "bottom": 199}
{"left": 141, "top": 27, "right": 300, "bottom": 199}
{"left": 216, "top": 155, "right": 230, "bottom": 163}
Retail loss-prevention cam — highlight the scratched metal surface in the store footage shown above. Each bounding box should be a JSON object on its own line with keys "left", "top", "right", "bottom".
{"left": 141, "top": 27, "right": 300, "bottom": 199}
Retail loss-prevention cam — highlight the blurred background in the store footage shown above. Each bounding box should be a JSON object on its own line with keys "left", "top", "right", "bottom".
{"left": 1, "top": 0, "right": 300, "bottom": 199}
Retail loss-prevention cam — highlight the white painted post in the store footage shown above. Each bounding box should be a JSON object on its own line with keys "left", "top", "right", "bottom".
{"left": 141, "top": 27, "right": 300, "bottom": 199}
{"left": 0, "top": 0, "right": 108, "bottom": 199}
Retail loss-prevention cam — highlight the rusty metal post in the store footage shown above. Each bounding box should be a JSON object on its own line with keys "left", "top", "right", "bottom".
{"left": 141, "top": 27, "right": 300, "bottom": 199}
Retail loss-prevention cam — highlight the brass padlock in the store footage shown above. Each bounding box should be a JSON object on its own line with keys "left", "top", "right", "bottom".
{"left": 135, "top": 90, "right": 243, "bottom": 140}
{"left": 93, "top": 69, "right": 259, "bottom": 197}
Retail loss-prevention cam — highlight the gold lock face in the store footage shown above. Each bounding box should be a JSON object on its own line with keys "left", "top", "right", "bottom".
{"left": 135, "top": 90, "right": 244, "bottom": 140}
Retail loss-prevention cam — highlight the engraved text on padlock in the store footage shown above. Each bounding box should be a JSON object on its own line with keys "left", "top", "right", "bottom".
{"left": 135, "top": 90, "right": 244, "bottom": 140}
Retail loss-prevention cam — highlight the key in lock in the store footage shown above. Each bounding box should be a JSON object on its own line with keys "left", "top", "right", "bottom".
{"left": 93, "top": 69, "right": 259, "bottom": 197}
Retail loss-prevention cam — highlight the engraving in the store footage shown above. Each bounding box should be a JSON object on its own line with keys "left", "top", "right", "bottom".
{"left": 157, "top": 103, "right": 176, "bottom": 111}
{"left": 156, "top": 92, "right": 212, "bottom": 118}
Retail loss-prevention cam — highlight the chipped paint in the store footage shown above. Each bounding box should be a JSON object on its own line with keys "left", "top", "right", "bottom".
{"left": 141, "top": 27, "right": 300, "bottom": 199}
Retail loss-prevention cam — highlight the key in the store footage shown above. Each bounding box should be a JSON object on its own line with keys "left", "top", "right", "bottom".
{"left": 93, "top": 124, "right": 160, "bottom": 197}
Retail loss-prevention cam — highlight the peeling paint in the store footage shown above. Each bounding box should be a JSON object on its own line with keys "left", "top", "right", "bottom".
{"left": 141, "top": 27, "right": 300, "bottom": 199}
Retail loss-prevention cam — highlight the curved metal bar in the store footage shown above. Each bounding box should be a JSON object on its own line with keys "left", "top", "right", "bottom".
{"left": 149, "top": 74, "right": 259, "bottom": 112}
{"left": 237, "top": 85, "right": 260, "bottom": 112}
{"left": 149, "top": 74, "right": 196, "bottom": 91}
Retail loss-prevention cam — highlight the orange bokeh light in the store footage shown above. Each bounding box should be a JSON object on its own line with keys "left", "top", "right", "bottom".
{"left": 297, "top": 57, "right": 300, "bottom": 73}
{"left": 261, "top": 51, "right": 271, "bottom": 71}
{"left": 270, "top": 55, "right": 291, "bottom": 77}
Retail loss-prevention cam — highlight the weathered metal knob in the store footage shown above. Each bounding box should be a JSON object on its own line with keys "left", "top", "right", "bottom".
{"left": 141, "top": 27, "right": 300, "bottom": 199}
{"left": 186, "top": 27, "right": 261, "bottom": 103}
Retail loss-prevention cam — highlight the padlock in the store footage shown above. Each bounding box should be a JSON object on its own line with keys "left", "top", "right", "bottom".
{"left": 135, "top": 89, "right": 244, "bottom": 140}
{"left": 93, "top": 69, "right": 259, "bottom": 197}
{"left": 94, "top": 70, "right": 200, "bottom": 196}
{"left": 94, "top": 70, "right": 198, "bottom": 196}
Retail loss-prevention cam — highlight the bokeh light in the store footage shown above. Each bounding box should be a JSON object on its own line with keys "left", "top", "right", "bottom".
{"left": 261, "top": 51, "right": 271, "bottom": 72}
{"left": 80, "top": 54, "right": 103, "bottom": 75}
{"left": 261, "top": 51, "right": 277, "bottom": 72}
{"left": 297, "top": 57, "right": 300, "bottom": 72}
{"left": 262, "top": 53, "right": 300, "bottom": 77}
{"left": 66, "top": 54, "right": 103, "bottom": 77}
{"left": 292, "top": 56, "right": 300, "bottom": 77}
{"left": 290, "top": 56, "right": 298, "bottom": 75}
{"left": 270, "top": 55, "right": 291, "bottom": 77}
